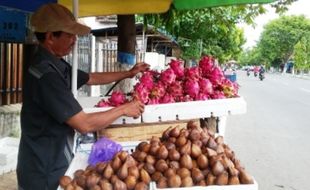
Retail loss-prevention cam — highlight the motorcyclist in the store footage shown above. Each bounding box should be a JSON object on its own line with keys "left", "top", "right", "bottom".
{"left": 259, "top": 65, "right": 265, "bottom": 80}
{"left": 246, "top": 68, "right": 250, "bottom": 76}
{"left": 253, "top": 66, "right": 259, "bottom": 77}
{"left": 259, "top": 65, "right": 265, "bottom": 74}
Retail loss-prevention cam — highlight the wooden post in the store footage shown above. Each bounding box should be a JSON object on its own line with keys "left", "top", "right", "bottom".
{"left": 5, "top": 43, "right": 11, "bottom": 105}
{"left": 17, "top": 44, "right": 23, "bottom": 103}
{"left": 0, "top": 43, "right": 5, "bottom": 105}
{"left": 12, "top": 44, "right": 18, "bottom": 104}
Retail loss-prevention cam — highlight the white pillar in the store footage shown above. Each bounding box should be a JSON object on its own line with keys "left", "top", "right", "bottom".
{"left": 71, "top": 0, "right": 79, "bottom": 97}
{"left": 90, "top": 36, "right": 101, "bottom": 97}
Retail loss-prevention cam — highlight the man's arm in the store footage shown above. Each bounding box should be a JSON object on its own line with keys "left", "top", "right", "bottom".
{"left": 87, "top": 62, "right": 149, "bottom": 85}
{"left": 66, "top": 100, "right": 144, "bottom": 134}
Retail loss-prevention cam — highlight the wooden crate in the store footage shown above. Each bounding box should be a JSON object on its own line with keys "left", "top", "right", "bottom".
{"left": 97, "top": 120, "right": 199, "bottom": 142}
{"left": 96, "top": 117, "right": 220, "bottom": 142}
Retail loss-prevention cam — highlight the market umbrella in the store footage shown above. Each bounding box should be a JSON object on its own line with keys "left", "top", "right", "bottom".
{"left": 1, "top": 0, "right": 275, "bottom": 17}
{"left": 60, "top": 0, "right": 275, "bottom": 17}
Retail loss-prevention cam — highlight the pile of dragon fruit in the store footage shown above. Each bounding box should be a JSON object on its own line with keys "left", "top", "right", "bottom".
{"left": 96, "top": 56, "right": 239, "bottom": 107}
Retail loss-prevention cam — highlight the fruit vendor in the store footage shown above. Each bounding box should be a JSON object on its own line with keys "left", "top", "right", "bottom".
{"left": 17, "top": 3, "right": 149, "bottom": 190}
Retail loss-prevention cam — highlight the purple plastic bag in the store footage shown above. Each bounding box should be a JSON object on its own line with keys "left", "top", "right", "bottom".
{"left": 88, "top": 137, "right": 122, "bottom": 166}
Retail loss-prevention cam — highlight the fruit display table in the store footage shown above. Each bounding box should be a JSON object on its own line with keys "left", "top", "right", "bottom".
{"left": 77, "top": 96, "right": 246, "bottom": 139}
{"left": 79, "top": 96, "right": 246, "bottom": 125}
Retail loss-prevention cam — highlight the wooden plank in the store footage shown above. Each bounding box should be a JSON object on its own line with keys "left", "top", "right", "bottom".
{"left": 0, "top": 43, "right": 3, "bottom": 105}
{"left": 17, "top": 44, "right": 23, "bottom": 103}
{"left": 97, "top": 119, "right": 200, "bottom": 142}
{"left": 11, "top": 44, "right": 18, "bottom": 104}
{"left": 5, "top": 44, "right": 11, "bottom": 105}
{"left": 0, "top": 43, "right": 4, "bottom": 93}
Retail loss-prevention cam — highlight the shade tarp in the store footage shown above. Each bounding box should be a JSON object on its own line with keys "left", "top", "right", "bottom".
{"left": 1, "top": 0, "right": 274, "bottom": 17}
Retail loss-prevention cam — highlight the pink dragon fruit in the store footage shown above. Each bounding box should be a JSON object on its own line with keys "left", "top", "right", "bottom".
{"left": 184, "top": 79, "right": 200, "bottom": 98}
{"left": 195, "top": 93, "right": 209, "bottom": 101}
{"left": 179, "top": 95, "right": 193, "bottom": 102}
{"left": 211, "top": 90, "right": 226, "bottom": 99}
{"left": 221, "top": 79, "right": 239, "bottom": 98}
{"left": 232, "top": 82, "right": 239, "bottom": 95}
{"left": 209, "top": 66, "right": 225, "bottom": 85}
{"left": 148, "top": 97, "right": 160, "bottom": 105}
{"left": 108, "top": 91, "right": 127, "bottom": 106}
{"left": 169, "top": 59, "right": 184, "bottom": 79}
{"left": 150, "top": 82, "right": 165, "bottom": 99}
{"left": 167, "top": 81, "right": 183, "bottom": 98}
{"left": 199, "top": 78, "right": 213, "bottom": 95}
{"left": 184, "top": 66, "right": 200, "bottom": 81}
{"left": 199, "top": 56, "right": 214, "bottom": 77}
{"left": 160, "top": 94, "right": 175, "bottom": 104}
{"left": 133, "top": 83, "right": 150, "bottom": 104}
{"left": 160, "top": 68, "right": 176, "bottom": 85}
{"left": 95, "top": 99, "right": 110, "bottom": 107}
{"left": 139, "top": 71, "right": 154, "bottom": 90}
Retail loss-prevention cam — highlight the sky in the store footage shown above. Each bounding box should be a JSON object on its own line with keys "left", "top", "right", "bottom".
{"left": 241, "top": 0, "right": 310, "bottom": 48}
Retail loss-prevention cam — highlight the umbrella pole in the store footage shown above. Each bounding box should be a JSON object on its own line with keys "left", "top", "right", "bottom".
{"left": 71, "top": 0, "right": 79, "bottom": 97}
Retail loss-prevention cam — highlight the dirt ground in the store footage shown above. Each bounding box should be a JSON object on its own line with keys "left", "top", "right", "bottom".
{"left": 0, "top": 171, "right": 17, "bottom": 190}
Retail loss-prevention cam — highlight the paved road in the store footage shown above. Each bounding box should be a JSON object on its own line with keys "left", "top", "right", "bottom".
{"left": 225, "top": 71, "right": 310, "bottom": 190}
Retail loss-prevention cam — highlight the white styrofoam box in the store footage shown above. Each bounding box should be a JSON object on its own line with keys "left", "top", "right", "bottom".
{"left": 78, "top": 96, "right": 246, "bottom": 124}
{"left": 57, "top": 152, "right": 89, "bottom": 190}
{"left": 57, "top": 141, "right": 142, "bottom": 190}
{"left": 83, "top": 107, "right": 142, "bottom": 125}
{"left": 78, "top": 96, "right": 142, "bottom": 125}
{"left": 142, "top": 97, "right": 247, "bottom": 123}
{"left": 149, "top": 180, "right": 258, "bottom": 190}
{"left": 217, "top": 116, "right": 227, "bottom": 137}
{"left": 75, "top": 141, "right": 141, "bottom": 155}
{"left": 0, "top": 137, "right": 20, "bottom": 174}
{"left": 145, "top": 52, "right": 160, "bottom": 70}
{"left": 77, "top": 96, "right": 103, "bottom": 108}
{"left": 119, "top": 141, "right": 141, "bottom": 154}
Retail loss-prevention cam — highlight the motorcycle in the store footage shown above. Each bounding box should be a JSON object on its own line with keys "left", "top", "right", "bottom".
{"left": 254, "top": 72, "right": 258, "bottom": 77}
{"left": 259, "top": 72, "right": 265, "bottom": 81}
{"left": 246, "top": 70, "right": 250, "bottom": 76}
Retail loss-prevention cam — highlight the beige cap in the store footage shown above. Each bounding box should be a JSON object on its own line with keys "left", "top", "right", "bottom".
{"left": 31, "top": 3, "right": 91, "bottom": 35}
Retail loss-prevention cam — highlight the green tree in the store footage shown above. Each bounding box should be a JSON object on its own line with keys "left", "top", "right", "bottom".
{"left": 239, "top": 48, "right": 267, "bottom": 67}
{"left": 257, "top": 15, "right": 310, "bottom": 68}
{"left": 294, "top": 33, "right": 310, "bottom": 73}
{"left": 143, "top": 6, "right": 263, "bottom": 62}
{"left": 140, "top": 1, "right": 296, "bottom": 63}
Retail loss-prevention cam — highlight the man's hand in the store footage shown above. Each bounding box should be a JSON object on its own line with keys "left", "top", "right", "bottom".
{"left": 128, "top": 62, "right": 150, "bottom": 78}
{"left": 121, "top": 100, "right": 145, "bottom": 118}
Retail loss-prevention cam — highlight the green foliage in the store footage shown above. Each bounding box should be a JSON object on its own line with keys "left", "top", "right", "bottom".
{"left": 256, "top": 15, "right": 310, "bottom": 68}
{"left": 271, "top": 0, "right": 298, "bottom": 14}
{"left": 294, "top": 33, "right": 310, "bottom": 72}
{"left": 239, "top": 48, "right": 267, "bottom": 67}
{"left": 141, "top": 5, "right": 268, "bottom": 63}
{"left": 135, "top": 0, "right": 296, "bottom": 64}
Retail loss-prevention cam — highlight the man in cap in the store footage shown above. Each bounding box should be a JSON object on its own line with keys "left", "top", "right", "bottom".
{"left": 17, "top": 3, "right": 149, "bottom": 190}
